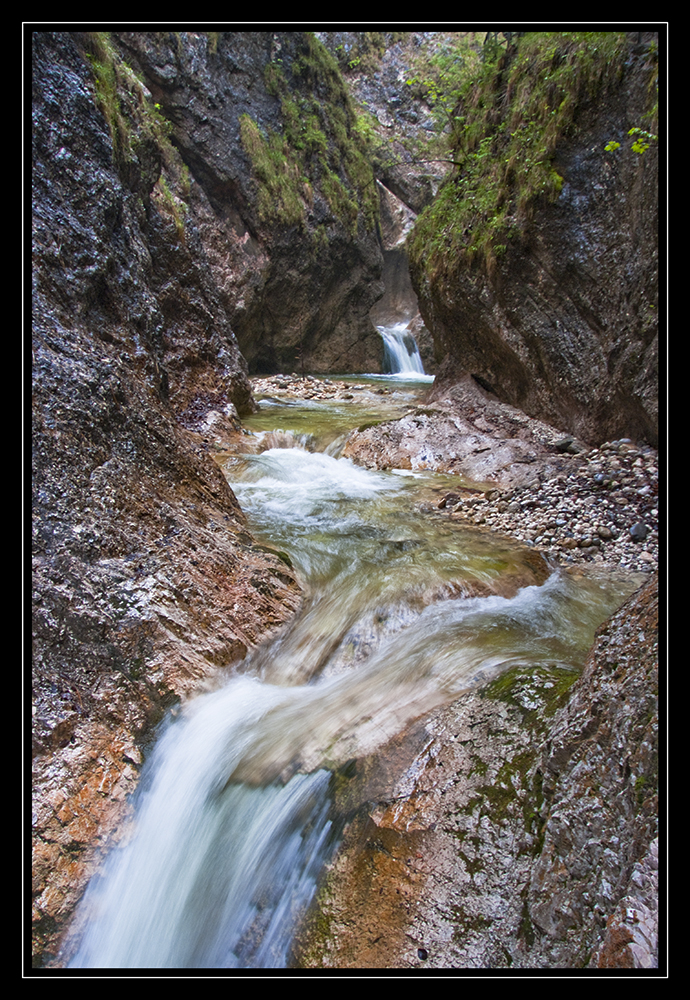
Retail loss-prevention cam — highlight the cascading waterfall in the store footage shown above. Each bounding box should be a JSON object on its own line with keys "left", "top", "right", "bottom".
{"left": 377, "top": 321, "right": 433, "bottom": 380}
{"left": 65, "top": 388, "right": 636, "bottom": 970}
{"left": 68, "top": 678, "right": 336, "bottom": 969}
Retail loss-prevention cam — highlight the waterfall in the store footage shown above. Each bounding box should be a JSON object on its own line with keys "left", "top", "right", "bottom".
{"left": 67, "top": 677, "right": 336, "bottom": 969}
{"left": 377, "top": 322, "right": 432, "bottom": 380}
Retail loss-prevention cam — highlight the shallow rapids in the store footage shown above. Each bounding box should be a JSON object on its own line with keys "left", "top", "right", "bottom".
{"left": 66, "top": 382, "right": 638, "bottom": 969}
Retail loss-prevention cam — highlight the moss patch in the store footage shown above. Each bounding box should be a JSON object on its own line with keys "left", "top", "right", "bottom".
{"left": 80, "top": 31, "right": 192, "bottom": 242}
{"left": 241, "top": 33, "right": 378, "bottom": 233}
{"left": 407, "top": 31, "right": 635, "bottom": 277}
{"left": 483, "top": 661, "right": 579, "bottom": 723}
{"left": 81, "top": 32, "right": 172, "bottom": 179}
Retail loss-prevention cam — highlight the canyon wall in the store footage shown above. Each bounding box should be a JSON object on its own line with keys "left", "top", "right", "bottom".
{"left": 407, "top": 32, "right": 659, "bottom": 447}
{"left": 30, "top": 30, "right": 661, "bottom": 970}
{"left": 31, "top": 28, "right": 386, "bottom": 965}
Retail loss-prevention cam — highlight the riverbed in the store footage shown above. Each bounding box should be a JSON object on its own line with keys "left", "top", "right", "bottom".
{"left": 65, "top": 376, "right": 642, "bottom": 970}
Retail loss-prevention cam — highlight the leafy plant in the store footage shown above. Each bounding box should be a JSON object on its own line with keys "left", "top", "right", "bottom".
{"left": 628, "top": 126, "right": 658, "bottom": 154}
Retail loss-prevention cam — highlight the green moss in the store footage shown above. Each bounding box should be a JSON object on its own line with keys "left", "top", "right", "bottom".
{"left": 155, "top": 174, "right": 187, "bottom": 241}
{"left": 252, "top": 543, "right": 294, "bottom": 568}
{"left": 483, "top": 662, "right": 579, "bottom": 722}
{"left": 469, "top": 757, "right": 488, "bottom": 778}
{"left": 239, "top": 115, "right": 309, "bottom": 228}
{"left": 408, "top": 31, "right": 633, "bottom": 278}
{"left": 518, "top": 897, "right": 536, "bottom": 947}
{"left": 242, "top": 33, "right": 378, "bottom": 233}
{"left": 356, "top": 420, "right": 385, "bottom": 433}
{"left": 473, "top": 664, "right": 581, "bottom": 853}
{"left": 82, "top": 31, "right": 173, "bottom": 177}
{"left": 333, "top": 32, "right": 411, "bottom": 76}
{"left": 81, "top": 30, "right": 195, "bottom": 247}
{"left": 452, "top": 906, "right": 492, "bottom": 940}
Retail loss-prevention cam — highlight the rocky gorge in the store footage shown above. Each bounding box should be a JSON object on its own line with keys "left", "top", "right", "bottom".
{"left": 30, "top": 29, "right": 662, "bottom": 973}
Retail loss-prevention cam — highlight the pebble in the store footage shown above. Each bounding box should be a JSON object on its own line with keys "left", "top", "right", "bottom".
{"left": 251, "top": 376, "right": 660, "bottom": 577}
{"left": 440, "top": 438, "right": 659, "bottom": 575}
{"left": 252, "top": 373, "right": 368, "bottom": 401}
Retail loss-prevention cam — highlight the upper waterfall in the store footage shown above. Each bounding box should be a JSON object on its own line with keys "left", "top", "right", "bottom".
{"left": 376, "top": 322, "right": 434, "bottom": 382}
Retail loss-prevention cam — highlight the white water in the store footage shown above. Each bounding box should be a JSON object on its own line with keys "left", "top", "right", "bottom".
{"left": 68, "top": 678, "right": 335, "bottom": 969}
{"left": 65, "top": 402, "right": 635, "bottom": 970}
{"left": 377, "top": 321, "right": 434, "bottom": 382}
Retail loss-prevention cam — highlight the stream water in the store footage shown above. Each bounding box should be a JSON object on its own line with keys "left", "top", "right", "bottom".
{"left": 66, "top": 367, "right": 637, "bottom": 970}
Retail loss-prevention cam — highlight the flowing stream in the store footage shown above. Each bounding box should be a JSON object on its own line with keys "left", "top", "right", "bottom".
{"left": 66, "top": 369, "right": 638, "bottom": 970}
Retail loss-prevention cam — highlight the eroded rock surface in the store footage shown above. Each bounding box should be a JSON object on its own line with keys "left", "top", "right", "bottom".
{"left": 295, "top": 573, "right": 659, "bottom": 970}
{"left": 114, "top": 30, "right": 385, "bottom": 376}
{"left": 342, "top": 372, "right": 583, "bottom": 488}
{"left": 31, "top": 31, "right": 302, "bottom": 966}
{"left": 31, "top": 30, "right": 661, "bottom": 973}
{"left": 408, "top": 37, "right": 658, "bottom": 447}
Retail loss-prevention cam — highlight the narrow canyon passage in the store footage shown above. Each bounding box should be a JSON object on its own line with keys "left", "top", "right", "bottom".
{"left": 30, "top": 29, "right": 661, "bottom": 974}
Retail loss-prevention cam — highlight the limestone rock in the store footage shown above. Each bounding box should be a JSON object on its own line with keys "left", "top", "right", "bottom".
{"left": 115, "top": 30, "right": 385, "bottom": 375}
{"left": 31, "top": 31, "right": 301, "bottom": 967}
{"left": 296, "top": 574, "right": 659, "bottom": 970}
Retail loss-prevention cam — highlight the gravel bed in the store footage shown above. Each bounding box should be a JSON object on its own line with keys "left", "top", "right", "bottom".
{"left": 438, "top": 438, "right": 660, "bottom": 575}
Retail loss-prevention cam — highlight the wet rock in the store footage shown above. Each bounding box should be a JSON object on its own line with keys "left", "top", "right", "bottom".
{"left": 296, "top": 575, "right": 659, "bottom": 970}
{"left": 31, "top": 31, "right": 303, "bottom": 967}
{"left": 555, "top": 437, "right": 586, "bottom": 454}
{"left": 116, "top": 30, "right": 385, "bottom": 376}
{"left": 528, "top": 574, "right": 659, "bottom": 967}
{"left": 343, "top": 373, "right": 577, "bottom": 489}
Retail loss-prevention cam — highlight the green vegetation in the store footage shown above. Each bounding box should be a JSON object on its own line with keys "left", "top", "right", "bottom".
{"left": 155, "top": 174, "right": 187, "bottom": 242}
{"left": 606, "top": 39, "right": 658, "bottom": 155}
{"left": 239, "top": 114, "right": 312, "bottom": 229}
{"left": 606, "top": 126, "right": 658, "bottom": 155}
{"left": 331, "top": 31, "right": 410, "bottom": 76}
{"left": 82, "top": 32, "right": 190, "bottom": 242}
{"left": 483, "top": 662, "right": 579, "bottom": 721}
{"left": 82, "top": 32, "right": 172, "bottom": 173}
{"left": 240, "top": 33, "right": 378, "bottom": 233}
{"left": 407, "top": 31, "right": 633, "bottom": 278}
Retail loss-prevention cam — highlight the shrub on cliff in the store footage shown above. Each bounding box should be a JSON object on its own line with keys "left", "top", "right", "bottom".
{"left": 240, "top": 32, "right": 378, "bottom": 235}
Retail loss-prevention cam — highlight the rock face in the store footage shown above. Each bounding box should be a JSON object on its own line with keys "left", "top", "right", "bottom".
{"left": 528, "top": 572, "right": 659, "bottom": 968}
{"left": 343, "top": 371, "right": 578, "bottom": 488}
{"left": 317, "top": 31, "right": 448, "bottom": 369}
{"left": 31, "top": 30, "right": 313, "bottom": 966}
{"left": 31, "top": 28, "right": 399, "bottom": 964}
{"left": 295, "top": 573, "right": 659, "bottom": 970}
{"left": 408, "top": 34, "right": 659, "bottom": 447}
{"left": 31, "top": 30, "right": 660, "bottom": 972}
{"left": 111, "top": 30, "right": 385, "bottom": 375}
